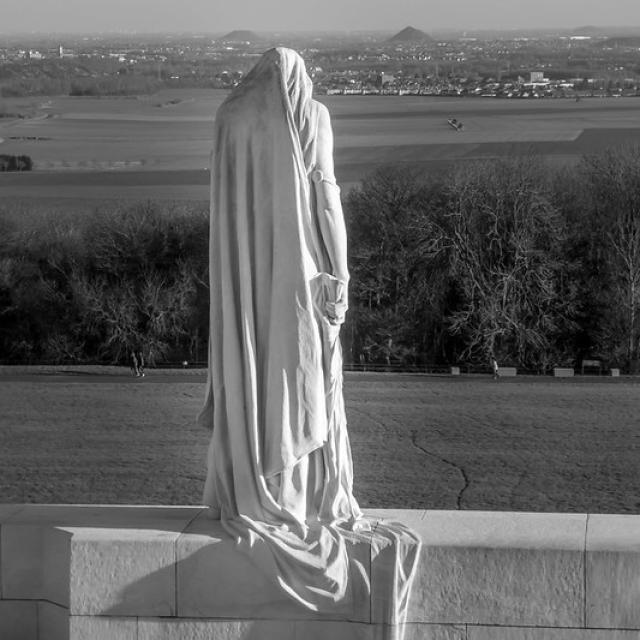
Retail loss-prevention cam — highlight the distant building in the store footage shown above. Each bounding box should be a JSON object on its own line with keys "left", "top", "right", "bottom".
{"left": 58, "top": 45, "right": 74, "bottom": 59}
{"left": 530, "top": 71, "right": 545, "bottom": 83}
{"left": 377, "top": 72, "right": 395, "bottom": 88}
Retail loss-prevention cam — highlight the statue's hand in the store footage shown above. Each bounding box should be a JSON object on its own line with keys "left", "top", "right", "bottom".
{"left": 325, "top": 301, "right": 347, "bottom": 325}
{"left": 325, "top": 281, "right": 348, "bottom": 325}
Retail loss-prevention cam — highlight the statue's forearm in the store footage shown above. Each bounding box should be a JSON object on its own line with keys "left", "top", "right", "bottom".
{"left": 313, "top": 105, "right": 349, "bottom": 284}
{"left": 313, "top": 173, "right": 349, "bottom": 283}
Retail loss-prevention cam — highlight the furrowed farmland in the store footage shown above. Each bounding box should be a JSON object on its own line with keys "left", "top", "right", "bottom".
{"left": 1, "top": 90, "right": 640, "bottom": 199}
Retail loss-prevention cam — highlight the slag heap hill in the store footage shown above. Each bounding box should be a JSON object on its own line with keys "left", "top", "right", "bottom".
{"left": 388, "top": 26, "right": 434, "bottom": 43}
{"left": 219, "top": 30, "right": 261, "bottom": 43}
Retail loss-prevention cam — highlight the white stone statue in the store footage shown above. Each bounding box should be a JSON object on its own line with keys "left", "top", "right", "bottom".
{"left": 199, "top": 47, "right": 419, "bottom": 632}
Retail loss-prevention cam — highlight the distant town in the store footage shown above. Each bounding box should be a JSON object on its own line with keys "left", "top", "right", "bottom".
{"left": 2, "top": 25, "right": 640, "bottom": 99}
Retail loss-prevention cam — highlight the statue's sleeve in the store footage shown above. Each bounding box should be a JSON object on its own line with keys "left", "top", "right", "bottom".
{"left": 311, "top": 104, "right": 349, "bottom": 285}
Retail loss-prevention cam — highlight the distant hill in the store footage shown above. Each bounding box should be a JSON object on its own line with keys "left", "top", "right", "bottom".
{"left": 388, "top": 26, "right": 433, "bottom": 43}
{"left": 572, "top": 25, "right": 603, "bottom": 36}
{"left": 219, "top": 30, "right": 261, "bottom": 43}
{"left": 572, "top": 25, "right": 640, "bottom": 37}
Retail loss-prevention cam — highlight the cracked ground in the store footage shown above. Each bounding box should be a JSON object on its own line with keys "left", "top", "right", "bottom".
{"left": 1, "top": 370, "right": 639, "bottom": 513}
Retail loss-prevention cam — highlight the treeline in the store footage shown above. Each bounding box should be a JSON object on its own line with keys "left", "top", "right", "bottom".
{"left": 0, "top": 56, "right": 251, "bottom": 98}
{"left": 0, "top": 154, "right": 33, "bottom": 171}
{"left": 0, "top": 59, "right": 164, "bottom": 98}
{"left": 345, "top": 147, "right": 640, "bottom": 372}
{"left": 0, "top": 202, "right": 209, "bottom": 365}
{"left": 2, "top": 147, "right": 640, "bottom": 371}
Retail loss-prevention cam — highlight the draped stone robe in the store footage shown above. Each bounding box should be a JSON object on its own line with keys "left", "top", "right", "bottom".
{"left": 199, "top": 48, "right": 419, "bottom": 629}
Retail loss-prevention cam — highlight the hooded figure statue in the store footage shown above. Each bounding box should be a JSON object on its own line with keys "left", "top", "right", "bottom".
{"left": 199, "top": 47, "right": 419, "bottom": 631}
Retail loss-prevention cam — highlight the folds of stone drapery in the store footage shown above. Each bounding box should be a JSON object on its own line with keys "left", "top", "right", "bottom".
{"left": 207, "top": 306, "right": 421, "bottom": 637}
{"left": 205, "top": 259, "right": 421, "bottom": 638}
{"left": 203, "top": 50, "right": 422, "bottom": 638}
{"left": 216, "top": 513, "right": 421, "bottom": 639}
{"left": 215, "top": 300, "right": 419, "bottom": 631}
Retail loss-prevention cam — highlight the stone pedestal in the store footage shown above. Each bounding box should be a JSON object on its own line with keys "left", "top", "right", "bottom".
{"left": 3, "top": 506, "right": 640, "bottom": 640}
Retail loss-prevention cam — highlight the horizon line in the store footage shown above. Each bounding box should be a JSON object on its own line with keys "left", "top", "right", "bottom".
{"left": 2, "top": 24, "right": 640, "bottom": 38}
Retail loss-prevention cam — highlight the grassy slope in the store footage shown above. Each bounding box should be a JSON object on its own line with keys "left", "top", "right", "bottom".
{"left": 1, "top": 371, "right": 638, "bottom": 513}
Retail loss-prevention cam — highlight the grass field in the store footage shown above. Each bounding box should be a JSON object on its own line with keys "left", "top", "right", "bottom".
{"left": 2, "top": 91, "right": 640, "bottom": 199}
{"left": 1, "top": 370, "right": 639, "bottom": 514}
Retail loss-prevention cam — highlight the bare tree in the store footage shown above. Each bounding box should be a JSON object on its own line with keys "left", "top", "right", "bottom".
{"left": 71, "top": 263, "right": 196, "bottom": 364}
{"left": 345, "top": 165, "right": 452, "bottom": 365}
{"left": 582, "top": 146, "right": 640, "bottom": 371}
{"left": 442, "top": 156, "right": 575, "bottom": 369}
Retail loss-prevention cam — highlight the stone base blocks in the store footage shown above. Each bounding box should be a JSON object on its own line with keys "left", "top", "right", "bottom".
{"left": 2, "top": 506, "right": 640, "bottom": 639}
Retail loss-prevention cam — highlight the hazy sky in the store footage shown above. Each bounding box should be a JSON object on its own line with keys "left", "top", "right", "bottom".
{"left": 1, "top": 0, "right": 638, "bottom": 34}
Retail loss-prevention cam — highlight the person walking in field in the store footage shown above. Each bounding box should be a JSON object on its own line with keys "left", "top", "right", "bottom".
{"left": 492, "top": 356, "right": 500, "bottom": 380}
{"left": 130, "top": 349, "right": 140, "bottom": 377}
{"left": 129, "top": 347, "right": 145, "bottom": 377}
{"left": 135, "top": 347, "right": 145, "bottom": 377}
